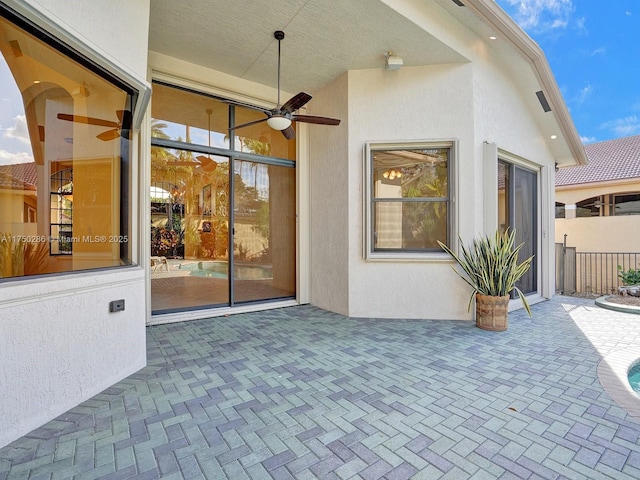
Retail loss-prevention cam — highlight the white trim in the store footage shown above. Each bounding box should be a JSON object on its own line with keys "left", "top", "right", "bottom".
{"left": 140, "top": 84, "right": 153, "bottom": 325}
{"left": 465, "top": 0, "right": 587, "bottom": 166}
{"left": 483, "top": 141, "right": 498, "bottom": 233}
{"left": 0, "top": 266, "right": 144, "bottom": 306}
{"left": 296, "top": 122, "right": 311, "bottom": 304}
{"left": 148, "top": 299, "right": 299, "bottom": 326}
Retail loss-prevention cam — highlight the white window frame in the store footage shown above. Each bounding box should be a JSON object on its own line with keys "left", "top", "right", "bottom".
{"left": 363, "top": 140, "right": 457, "bottom": 262}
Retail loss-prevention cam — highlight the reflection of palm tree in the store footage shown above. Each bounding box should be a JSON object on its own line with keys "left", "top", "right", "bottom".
{"left": 152, "top": 118, "right": 169, "bottom": 139}
{"left": 237, "top": 137, "right": 270, "bottom": 188}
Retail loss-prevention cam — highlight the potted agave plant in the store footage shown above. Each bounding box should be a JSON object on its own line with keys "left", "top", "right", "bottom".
{"left": 438, "top": 229, "right": 534, "bottom": 331}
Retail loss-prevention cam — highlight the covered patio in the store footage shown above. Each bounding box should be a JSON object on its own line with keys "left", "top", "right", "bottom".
{"left": 2, "top": 296, "right": 640, "bottom": 479}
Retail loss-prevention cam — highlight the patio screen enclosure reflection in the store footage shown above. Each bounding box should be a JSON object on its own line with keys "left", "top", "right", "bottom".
{"left": 150, "top": 83, "right": 296, "bottom": 313}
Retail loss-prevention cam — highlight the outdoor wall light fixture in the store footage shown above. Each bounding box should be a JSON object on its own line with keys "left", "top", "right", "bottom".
{"left": 385, "top": 52, "right": 403, "bottom": 71}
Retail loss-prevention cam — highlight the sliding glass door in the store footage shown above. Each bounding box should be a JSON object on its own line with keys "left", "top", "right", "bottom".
{"left": 498, "top": 161, "right": 538, "bottom": 296}
{"left": 150, "top": 82, "right": 296, "bottom": 313}
{"left": 233, "top": 161, "right": 296, "bottom": 303}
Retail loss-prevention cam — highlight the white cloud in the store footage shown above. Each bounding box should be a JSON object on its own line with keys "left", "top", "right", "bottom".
{"left": 501, "top": 0, "right": 575, "bottom": 32}
{"left": 590, "top": 47, "right": 606, "bottom": 57}
{"left": 600, "top": 116, "right": 640, "bottom": 137}
{"left": 580, "top": 136, "right": 597, "bottom": 144}
{"left": 0, "top": 149, "right": 33, "bottom": 165}
{"left": 575, "top": 83, "right": 593, "bottom": 104}
{"left": 2, "top": 114, "right": 31, "bottom": 145}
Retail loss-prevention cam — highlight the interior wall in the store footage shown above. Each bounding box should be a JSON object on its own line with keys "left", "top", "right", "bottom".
{"left": 0, "top": 0, "right": 150, "bottom": 448}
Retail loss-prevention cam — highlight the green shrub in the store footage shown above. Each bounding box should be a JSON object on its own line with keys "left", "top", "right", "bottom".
{"left": 438, "top": 229, "right": 534, "bottom": 316}
{"left": 618, "top": 265, "right": 640, "bottom": 285}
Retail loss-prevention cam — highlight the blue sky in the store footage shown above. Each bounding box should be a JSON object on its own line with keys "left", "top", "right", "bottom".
{"left": 495, "top": 0, "right": 640, "bottom": 144}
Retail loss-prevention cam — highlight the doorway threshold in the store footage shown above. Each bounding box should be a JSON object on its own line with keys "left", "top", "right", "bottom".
{"left": 148, "top": 299, "right": 299, "bottom": 326}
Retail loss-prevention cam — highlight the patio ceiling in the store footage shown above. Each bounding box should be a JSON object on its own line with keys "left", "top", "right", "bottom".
{"left": 148, "top": 0, "right": 586, "bottom": 167}
{"left": 148, "top": 0, "right": 469, "bottom": 96}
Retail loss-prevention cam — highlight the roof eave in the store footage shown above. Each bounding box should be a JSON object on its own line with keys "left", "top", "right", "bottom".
{"left": 464, "top": 0, "right": 588, "bottom": 166}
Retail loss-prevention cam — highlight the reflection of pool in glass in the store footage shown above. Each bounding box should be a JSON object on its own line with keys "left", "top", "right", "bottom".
{"left": 179, "top": 261, "right": 272, "bottom": 280}
{"left": 628, "top": 363, "right": 640, "bottom": 394}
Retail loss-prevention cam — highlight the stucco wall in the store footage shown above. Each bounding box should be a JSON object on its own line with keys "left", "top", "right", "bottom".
{"left": 0, "top": 269, "right": 146, "bottom": 448}
{"left": 0, "top": 1, "right": 150, "bottom": 448}
{"left": 21, "top": 0, "right": 150, "bottom": 77}
{"left": 557, "top": 179, "right": 640, "bottom": 206}
{"left": 308, "top": 74, "right": 351, "bottom": 315}
{"left": 556, "top": 180, "right": 640, "bottom": 253}
{"left": 556, "top": 217, "right": 640, "bottom": 253}
{"left": 311, "top": 40, "right": 559, "bottom": 320}
{"left": 472, "top": 46, "right": 557, "bottom": 300}
{"left": 346, "top": 64, "right": 476, "bottom": 320}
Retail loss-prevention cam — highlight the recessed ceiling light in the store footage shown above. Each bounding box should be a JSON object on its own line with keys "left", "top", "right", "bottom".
{"left": 489, "top": 36, "right": 497, "bottom": 40}
{"left": 550, "top": 135, "right": 558, "bottom": 139}
{"left": 33, "top": 80, "right": 40, "bottom": 84}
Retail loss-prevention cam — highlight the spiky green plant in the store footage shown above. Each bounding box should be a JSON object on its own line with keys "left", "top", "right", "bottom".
{"left": 438, "top": 229, "right": 534, "bottom": 316}
{"left": 0, "top": 235, "right": 51, "bottom": 278}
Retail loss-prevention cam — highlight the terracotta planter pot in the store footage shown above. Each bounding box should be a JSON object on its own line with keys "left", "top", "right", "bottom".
{"left": 475, "top": 293, "right": 509, "bottom": 331}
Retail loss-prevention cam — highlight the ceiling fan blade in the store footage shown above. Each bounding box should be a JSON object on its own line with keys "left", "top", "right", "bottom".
{"left": 57, "top": 113, "right": 118, "bottom": 128}
{"left": 293, "top": 114, "right": 341, "bottom": 126}
{"left": 281, "top": 125, "right": 296, "bottom": 140}
{"left": 96, "top": 129, "right": 121, "bottom": 141}
{"left": 231, "top": 117, "right": 269, "bottom": 131}
{"left": 196, "top": 156, "right": 218, "bottom": 171}
{"left": 281, "top": 92, "right": 312, "bottom": 113}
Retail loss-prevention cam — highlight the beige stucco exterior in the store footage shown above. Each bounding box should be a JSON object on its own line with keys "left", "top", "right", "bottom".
{"left": 1, "top": 0, "right": 586, "bottom": 448}
{"left": 556, "top": 178, "right": 640, "bottom": 252}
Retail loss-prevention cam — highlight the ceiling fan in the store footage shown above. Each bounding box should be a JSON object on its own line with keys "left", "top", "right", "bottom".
{"left": 195, "top": 109, "right": 218, "bottom": 171}
{"left": 57, "top": 110, "right": 131, "bottom": 141}
{"left": 231, "top": 30, "right": 340, "bottom": 140}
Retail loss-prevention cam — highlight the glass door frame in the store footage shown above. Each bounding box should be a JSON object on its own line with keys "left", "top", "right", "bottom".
{"left": 498, "top": 158, "right": 540, "bottom": 298}
{"left": 150, "top": 98, "right": 297, "bottom": 313}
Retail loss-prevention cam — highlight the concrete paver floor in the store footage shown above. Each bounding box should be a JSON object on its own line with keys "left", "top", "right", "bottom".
{"left": 2, "top": 296, "right": 640, "bottom": 479}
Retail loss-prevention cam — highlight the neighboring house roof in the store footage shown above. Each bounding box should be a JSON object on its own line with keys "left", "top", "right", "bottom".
{"left": 0, "top": 162, "right": 38, "bottom": 191}
{"left": 556, "top": 135, "right": 640, "bottom": 187}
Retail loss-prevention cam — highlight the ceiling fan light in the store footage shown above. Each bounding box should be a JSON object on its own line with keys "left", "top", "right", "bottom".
{"left": 267, "top": 115, "right": 292, "bottom": 131}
